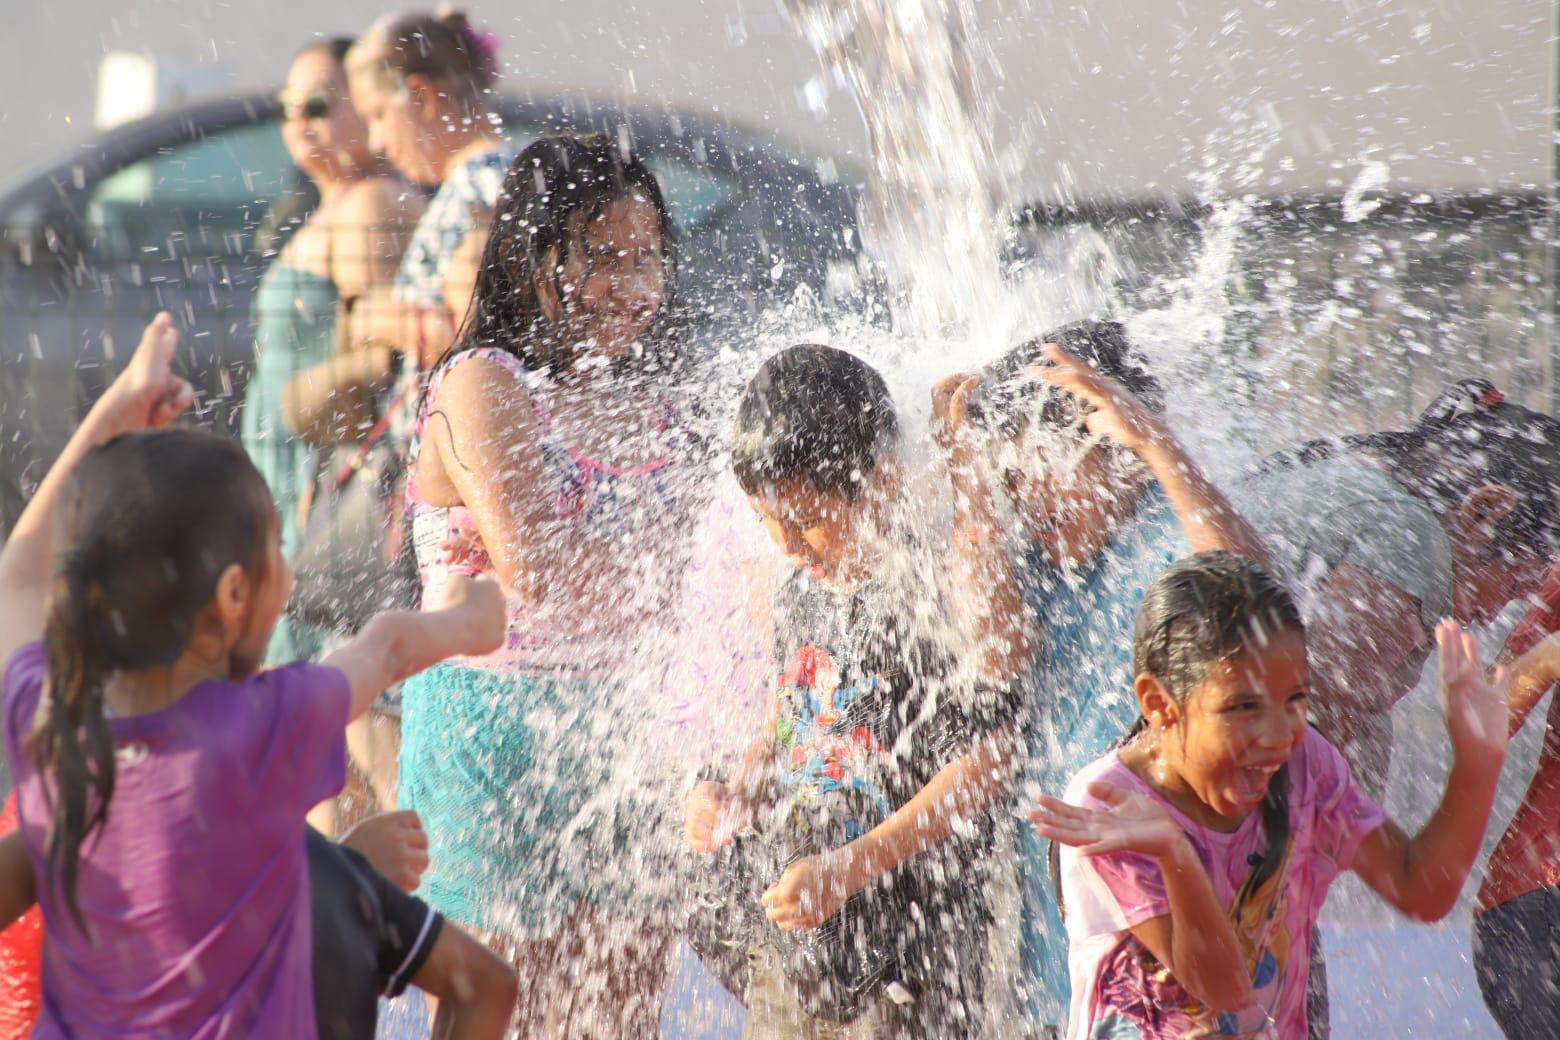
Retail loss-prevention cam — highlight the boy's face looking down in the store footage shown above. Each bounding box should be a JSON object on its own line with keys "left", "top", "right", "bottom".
{"left": 748, "top": 477, "right": 873, "bottom": 583}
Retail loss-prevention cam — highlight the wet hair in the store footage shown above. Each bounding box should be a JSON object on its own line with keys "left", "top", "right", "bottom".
{"left": 1260, "top": 379, "right": 1560, "bottom": 560}
{"left": 969, "top": 318, "right": 1162, "bottom": 438}
{"left": 31, "top": 429, "right": 274, "bottom": 931}
{"left": 731, "top": 345, "right": 900, "bottom": 501}
{"left": 1132, "top": 551, "right": 1304, "bottom": 901}
{"left": 349, "top": 7, "right": 500, "bottom": 112}
{"left": 446, "top": 132, "right": 677, "bottom": 376}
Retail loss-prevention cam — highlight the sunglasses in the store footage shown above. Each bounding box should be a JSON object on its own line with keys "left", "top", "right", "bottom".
{"left": 278, "top": 92, "right": 333, "bottom": 121}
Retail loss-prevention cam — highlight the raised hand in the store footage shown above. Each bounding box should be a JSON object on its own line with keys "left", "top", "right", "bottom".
{"left": 1029, "top": 781, "right": 1186, "bottom": 859}
{"left": 101, "top": 312, "right": 196, "bottom": 433}
{"left": 931, "top": 372, "right": 982, "bottom": 453}
{"left": 339, "top": 809, "right": 431, "bottom": 892}
{"left": 760, "top": 854, "right": 847, "bottom": 931}
{"left": 1436, "top": 619, "right": 1509, "bottom": 762}
{"left": 930, "top": 372, "right": 1000, "bottom": 523}
{"left": 1028, "top": 343, "right": 1163, "bottom": 454}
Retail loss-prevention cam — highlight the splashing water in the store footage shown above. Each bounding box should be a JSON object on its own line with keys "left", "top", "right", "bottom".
{"left": 405, "top": 3, "right": 1552, "bottom": 1037}
{"left": 784, "top": 0, "right": 1005, "bottom": 338}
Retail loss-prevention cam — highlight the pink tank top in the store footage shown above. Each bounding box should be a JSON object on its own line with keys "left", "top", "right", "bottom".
{"left": 406, "top": 347, "right": 684, "bottom": 677}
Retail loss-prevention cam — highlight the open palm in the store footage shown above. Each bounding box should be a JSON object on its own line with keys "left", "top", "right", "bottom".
{"left": 1437, "top": 619, "right": 1509, "bottom": 761}
{"left": 1030, "top": 781, "right": 1184, "bottom": 858}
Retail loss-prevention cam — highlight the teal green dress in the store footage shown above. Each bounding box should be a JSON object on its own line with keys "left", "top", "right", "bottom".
{"left": 241, "top": 265, "right": 337, "bottom": 664}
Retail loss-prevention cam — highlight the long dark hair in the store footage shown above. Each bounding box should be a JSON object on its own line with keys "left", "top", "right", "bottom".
{"left": 1131, "top": 551, "right": 1305, "bottom": 900}
{"left": 446, "top": 132, "right": 678, "bottom": 378}
{"left": 1259, "top": 379, "right": 1560, "bottom": 560}
{"left": 31, "top": 429, "right": 274, "bottom": 930}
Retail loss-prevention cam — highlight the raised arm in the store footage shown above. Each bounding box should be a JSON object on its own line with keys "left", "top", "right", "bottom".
{"left": 1504, "top": 631, "right": 1559, "bottom": 737}
{"left": 1349, "top": 622, "right": 1508, "bottom": 921}
{"left": 1031, "top": 345, "right": 1270, "bottom": 568}
{"left": 320, "top": 576, "right": 505, "bottom": 722}
{"left": 933, "top": 374, "right": 1032, "bottom": 682}
{"left": 1031, "top": 781, "right": 1256, "bottom": 1013}
{"left": 0, "top": 314, "right": 193, "bottom": 667}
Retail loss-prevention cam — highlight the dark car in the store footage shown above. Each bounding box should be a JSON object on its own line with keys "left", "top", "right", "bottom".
{"left": 0, "top": 90, "right": 863, "bottom": 533}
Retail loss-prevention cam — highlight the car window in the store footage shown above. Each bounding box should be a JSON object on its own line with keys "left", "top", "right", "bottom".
{"left": 644, "top": 156, "right": 739, "bottom": 231}
{"left": 84, "top": 119, "right": 295, "bottom": 261}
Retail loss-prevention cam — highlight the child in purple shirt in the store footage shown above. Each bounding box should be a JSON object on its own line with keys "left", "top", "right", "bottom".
{"left": 0, "top": 314, "right": 505, "bottom": 1038}
{"left": 1031, "top": 552, "right": 1510, "bottom": 1039}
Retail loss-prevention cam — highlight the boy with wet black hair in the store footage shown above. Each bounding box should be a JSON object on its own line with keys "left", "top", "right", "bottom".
{"left": 684, "top": 344, "right": 1023, "bottom": 1038}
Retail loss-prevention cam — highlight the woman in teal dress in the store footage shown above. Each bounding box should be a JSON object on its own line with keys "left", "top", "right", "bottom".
{"left": 241, "top": 36, "right": 422, "bottom": 663}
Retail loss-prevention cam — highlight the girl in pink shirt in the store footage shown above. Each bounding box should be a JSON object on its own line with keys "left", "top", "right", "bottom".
{"left": 1031, "top": 551, "right": 1510, "bottom": 1039}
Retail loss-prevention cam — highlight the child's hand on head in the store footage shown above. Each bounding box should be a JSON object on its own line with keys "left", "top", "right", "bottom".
{"left": 1029, "top": 344, "right": 1163, "bottom": 454}
{"left": 1030, "top": 781, "right": 1186, "bottom": 860}
{"left": 339, "top": 810, "right": 430, "bottom": 892}
{"left": 931, "top": 373, "right": 981, "bottom": 452}
{"left": 102, "top": 313, "right": 196, "bottom": 433}
{"left": 1436, "top": 620, "right": 1510, "bottom": 764}
{"left": 931, "top": 372, "right": 999, "bottom": 520}
{"left": 760, "top": 854, "right": 847, "bottom": 931}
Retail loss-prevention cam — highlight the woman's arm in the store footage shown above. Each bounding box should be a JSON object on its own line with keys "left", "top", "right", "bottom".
{"left": 1349, "top": 622, "right": 1508, "bottom": 921}
{"left": 346, "top": 289, "right": 457, "bottom": 368}
{"left": 1031, "top": 781, "right": 1255, "bottom": 1013}
{"left": 281, "top": 344, "right": 397, "bottom": 445}
{"left": 1031, "top": 345, "right": 1270, "bottom": 568}
{"left": 442, "top": 209, "right": 493, "bottom": 324}
{"left": 328, "top": 177, "right": 424, "bottom": 303}
{"left": 420, "top": 357, "right": 566, "bottom": 606}
{"left": 0, "top": 314, "right": 193, "bottom": 668}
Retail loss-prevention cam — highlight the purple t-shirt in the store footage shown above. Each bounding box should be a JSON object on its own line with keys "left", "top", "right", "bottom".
{"left": 1058, "top": 728, "right": 1385, "bottom": 1040}
{"left": 2, "top": 643, "right": 349, "bottom": 1039}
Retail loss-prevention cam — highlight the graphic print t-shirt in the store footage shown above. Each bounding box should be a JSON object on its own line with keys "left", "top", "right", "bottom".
{"left": 765, "top": 572, "right": 1019, "bottom": 986}
{"left": 1058, "top": 730, "right": 1384, "bottom": 1040}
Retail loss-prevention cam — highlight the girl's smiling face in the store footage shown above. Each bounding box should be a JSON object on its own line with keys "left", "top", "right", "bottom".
{"left": 1140, "top": 628, "right": 1311, "bottom": 827}
{"left": 551, "top": 195, "right": 668, "bottom": 362}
